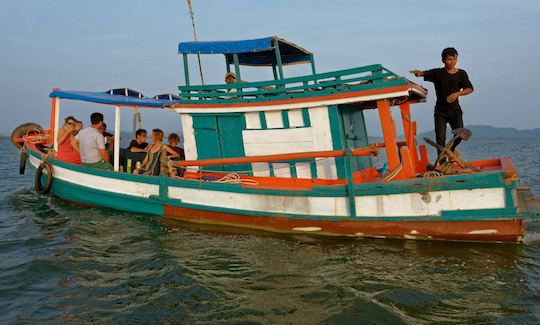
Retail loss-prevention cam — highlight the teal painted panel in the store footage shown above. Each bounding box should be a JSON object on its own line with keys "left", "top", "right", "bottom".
{"left": 192, "top": 115, "right": 223, "bottom": 172}
{"left": 355, "top": 171, "right": 507, "bottom": 196}
{"left": 302, "top": 108, "right": 311, "bottom": 127}
{"left": 339, "top": 105, "right": 372, "bottom": 171}
{"left": 217, "top": 115, "right": 252, "bottom": 173}
{"left": 327, "top": 105, "right": 346, "bottom": 179}
{"left": 193, "top": 115, "right": 217, "bottom": 129}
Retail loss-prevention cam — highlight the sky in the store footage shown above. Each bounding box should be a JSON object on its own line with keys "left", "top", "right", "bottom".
{"left": 1, "top": 0, "right": 539, "bottom": 137}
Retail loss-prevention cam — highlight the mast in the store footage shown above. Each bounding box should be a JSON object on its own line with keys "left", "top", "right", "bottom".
{"left": 186, "top": 0, "right": 204, "bottom": 85}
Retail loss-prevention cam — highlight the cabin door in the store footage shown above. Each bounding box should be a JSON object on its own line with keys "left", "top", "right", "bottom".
{"left": 338, "top": 105, "right": 372, "bottom": 171}
{"left": 192, "top": 114, "right": 252, "bottom": 173}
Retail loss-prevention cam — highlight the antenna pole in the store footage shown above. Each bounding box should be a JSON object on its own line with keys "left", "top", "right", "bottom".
{"left": 187, "top": 0, "right": 204, "bottom": 85}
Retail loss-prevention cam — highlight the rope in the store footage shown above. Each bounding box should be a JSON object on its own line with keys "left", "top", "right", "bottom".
{"left": 383, "top": 164, "right": 402, "bottom": 182}
{"left": 422, "top": 171, "right": 443, "bottom": 178}
{"left": 23, "top": 128, "right": 49, "bottom": 144}
{"left": 212, "top": 173, "right": 259, "bottom": 185}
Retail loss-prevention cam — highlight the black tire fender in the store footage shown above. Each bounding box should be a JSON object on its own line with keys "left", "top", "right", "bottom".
{"left": 19, "top": 149, "right": 28, "bottom": 175}
{"left": 35, "top": 162, "right": 53, "bottom": 194}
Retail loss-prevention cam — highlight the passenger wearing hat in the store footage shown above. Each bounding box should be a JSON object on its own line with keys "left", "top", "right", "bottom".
{"left": 225, "top": 72, "right": 240, "bottom": 95}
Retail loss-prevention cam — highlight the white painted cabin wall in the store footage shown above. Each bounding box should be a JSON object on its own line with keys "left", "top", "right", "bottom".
{"left": 242, "top": 106, "right": 337, "bottom": 179}
{"left": 180, "top": 114, "right": 197, "bottom": 163}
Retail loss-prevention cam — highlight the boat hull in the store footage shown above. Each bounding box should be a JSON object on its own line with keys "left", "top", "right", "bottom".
{"left": 164, "top": 205, "right": 524, "bottom": 242}
{"left": 26, "top": 148, "right": 534, "bottom": 243}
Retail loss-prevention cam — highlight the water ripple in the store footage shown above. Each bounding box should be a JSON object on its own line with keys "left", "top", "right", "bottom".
{"left": 1, "top": 138, "right": 540, "bottom": 323}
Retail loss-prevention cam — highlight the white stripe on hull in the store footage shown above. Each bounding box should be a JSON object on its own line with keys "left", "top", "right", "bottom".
{"left": 29, "top": 155, "right": 507, "bottom": 218}
{"left": 29, "top": 155, "right": 159, "bottom": 198}
{"left": 168, "top": 186, "right": 506, "bottom": 218}
{"left": 355, "top": 187, "right": 506, "bottom": 217}
{"left": 168, "top": 187, "right": 350, "bottom": 216}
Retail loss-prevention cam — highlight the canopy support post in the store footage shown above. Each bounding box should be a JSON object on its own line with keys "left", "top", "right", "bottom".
{"left": 113, "top": 106, "right": 121, "bottom": 172}
{"left": 309, "top": 54, "right": 316, "bottom": 75}
{"left": 182, "top": 54, "right": 190, "bottom": 86}
{"left": 272, "top": 63, "right": 278, "bottom": 80}
{"left": 132, "top": 108, "right": 137, "bottom": 139}
{"left": 273, "top": 38, "right": 284, "bottom": 79}
{"left": 233, "top": 53, "right": 241, "bottom": 80}
{"left": 52, "top": 95, "right": 60, "bottom": 151}
{"left": 226, "top": 61, "right": 231, "bottom": 73}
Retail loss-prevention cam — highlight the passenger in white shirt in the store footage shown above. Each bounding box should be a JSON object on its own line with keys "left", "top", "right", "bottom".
{"left": 73, "top": 112, "right": 113, "bottom": 170}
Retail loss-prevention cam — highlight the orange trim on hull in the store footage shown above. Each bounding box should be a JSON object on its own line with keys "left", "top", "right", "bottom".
{"left": 164, "top": 206, "right": 524, "bottom": 243}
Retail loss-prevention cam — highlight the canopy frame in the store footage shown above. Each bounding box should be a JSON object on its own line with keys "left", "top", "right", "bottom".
{"left": 179, "top": 36, "right": 314, "bottom": 84}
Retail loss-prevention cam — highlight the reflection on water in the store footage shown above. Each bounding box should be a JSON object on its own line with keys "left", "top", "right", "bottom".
{"left": 1, "top": 138, "right": 540, "bottom": 323}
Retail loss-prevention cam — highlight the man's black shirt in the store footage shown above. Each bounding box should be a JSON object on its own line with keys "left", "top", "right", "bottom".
{"left": 128, "top": 140, "right": 148, "bottom": 151}
{"left": 423, "top": 68, "right": 473, "bottom": 112}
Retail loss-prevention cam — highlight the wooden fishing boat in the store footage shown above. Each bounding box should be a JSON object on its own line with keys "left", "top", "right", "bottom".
{"left": 13, "top": 36, "right": 540, "bottom": 242}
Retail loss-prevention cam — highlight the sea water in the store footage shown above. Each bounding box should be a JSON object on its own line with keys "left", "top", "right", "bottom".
{"left": 1, "top": 138, "right": 539, "bottom": 324}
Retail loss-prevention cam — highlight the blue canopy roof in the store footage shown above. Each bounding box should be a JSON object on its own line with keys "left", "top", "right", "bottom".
{"left": 178, "top": 36, "right": 311, "bottom": 66}
{"left": 49, "top": 90, "right": 178, "bottom": 108}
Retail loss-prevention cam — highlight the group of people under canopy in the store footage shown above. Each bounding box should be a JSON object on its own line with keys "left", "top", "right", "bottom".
{"left": 56, "top": 112, "right": 185, "bottom": 176}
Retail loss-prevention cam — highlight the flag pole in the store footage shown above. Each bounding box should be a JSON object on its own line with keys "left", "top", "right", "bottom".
{"left": 187, "top": 0, "right": 204, "bottom": 85}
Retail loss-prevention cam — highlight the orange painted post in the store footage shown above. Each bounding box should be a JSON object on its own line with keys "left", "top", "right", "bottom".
{"left": 396, "top": 146, "right": 416, "bottom": 180}
{"left": 376, "top": 99, "right": 400, "bottom": 172}
{"left": 49, "top": 88, "right": 60, "bottom": 146}
{"left": 399, "top": 101, "right": 419, "bottom": 172}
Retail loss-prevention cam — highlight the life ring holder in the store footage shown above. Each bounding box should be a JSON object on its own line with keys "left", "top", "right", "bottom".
{"left": 35, "top": 159, "right": 53, "bottom": 194}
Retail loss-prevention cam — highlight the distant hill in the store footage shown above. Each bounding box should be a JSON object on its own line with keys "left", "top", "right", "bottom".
{"left": 417, "top": 125, "right": 540, "bottom": 140}
{"left": 1, "top": 125, "right": 538, "bottom": 141}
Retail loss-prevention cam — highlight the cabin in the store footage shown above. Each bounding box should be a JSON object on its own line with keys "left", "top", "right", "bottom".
{"left": 174, "top": 36, "right": 427, "bottom": 180}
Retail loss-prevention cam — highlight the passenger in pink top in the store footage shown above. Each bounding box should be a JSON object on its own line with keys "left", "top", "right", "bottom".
{"left": 57, "top": 116, "right": 81, "bottom": 165}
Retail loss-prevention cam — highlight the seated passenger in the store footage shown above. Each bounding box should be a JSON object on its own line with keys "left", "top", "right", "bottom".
{"left": 167, "top": 133, "right": 185, "bottom": 160}
{"left": 99, "top": 122, "right": 114, "bottom": 151}
{"left": 225, "top": 72, "right": 273, "bottom": 92}
{"left": 128, "top": 129, "right": 148, "bottom": 153}
{"left": 133, "top": 129, "right": 179, "bottom": 176}
{"left": 75, "top": 121, "right": 83, "bottom": 135}
{"left": 56, "top": 116, "right": 81, "bottom": 165}
{"left": 74, "top": 112, "right": 113, "bottom": 170}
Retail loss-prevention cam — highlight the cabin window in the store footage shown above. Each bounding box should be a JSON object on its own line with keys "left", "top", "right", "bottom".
{"left": 244, "top": 108, "right": 311, "bottom": 130}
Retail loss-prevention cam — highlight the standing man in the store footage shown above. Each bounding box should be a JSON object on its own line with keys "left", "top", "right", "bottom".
{"left": 74, "top": 112, "right": 113, "bottom": 170}
{"left": 410, "top": 47, "right": 474, "bottom": 153}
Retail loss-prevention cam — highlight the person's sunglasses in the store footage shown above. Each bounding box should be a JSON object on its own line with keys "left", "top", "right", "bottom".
{"left": 67, "top": 122, "right": 76, "bottom": 126}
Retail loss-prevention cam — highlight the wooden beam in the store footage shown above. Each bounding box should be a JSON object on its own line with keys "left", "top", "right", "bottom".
{"left": 175, "top": 146, "right": 377, "bottom": 167}
{"left": 399, "top": 101, "right": 419, "bottom": 172}
{"left": 376, "top": 99, "right": 400, "bottom": 171}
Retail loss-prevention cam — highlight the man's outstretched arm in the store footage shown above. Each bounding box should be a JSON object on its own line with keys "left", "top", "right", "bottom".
{"left": 410, "top": 70, "right": 424, "bottom": 77}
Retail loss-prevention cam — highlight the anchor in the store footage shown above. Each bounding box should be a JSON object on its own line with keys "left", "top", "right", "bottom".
{"left": 423, "top": 128, "right": 481, "bottom": 173}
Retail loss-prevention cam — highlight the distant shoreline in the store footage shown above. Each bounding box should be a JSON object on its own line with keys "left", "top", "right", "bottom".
{"left": 1, "top": 125, "right": 539, "bottom": 140}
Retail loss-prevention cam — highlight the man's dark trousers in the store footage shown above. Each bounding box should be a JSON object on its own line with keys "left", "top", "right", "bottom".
{"left": 434, "top": 109, "right": 463, "bottom": 155}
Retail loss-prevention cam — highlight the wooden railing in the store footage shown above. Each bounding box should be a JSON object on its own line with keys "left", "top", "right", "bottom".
{"left": 177, "top": 64, "right": 410, "bottom": 104}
